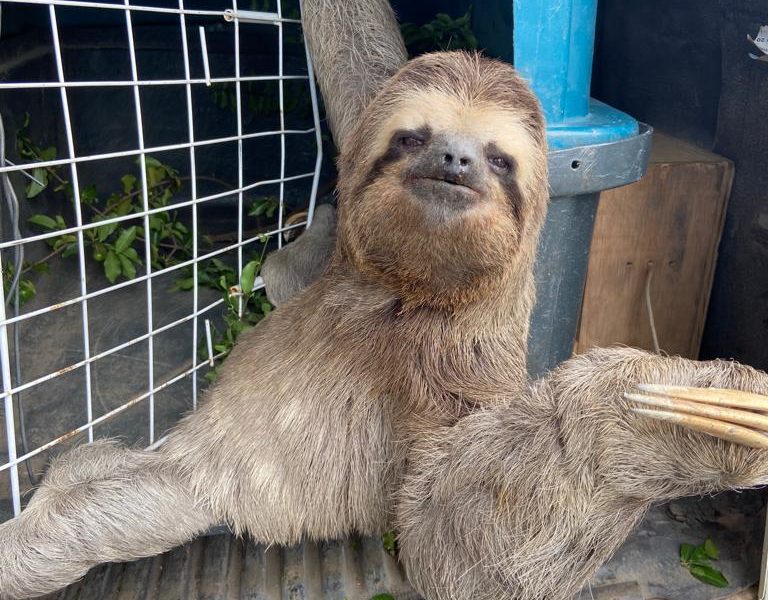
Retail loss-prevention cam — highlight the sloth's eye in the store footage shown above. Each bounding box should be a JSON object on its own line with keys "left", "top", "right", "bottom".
{"left": 399, "top": 135, "right": 424, "bottom": 148}
{"left": 489, "top": 156, "right": 512, "bottom": 171}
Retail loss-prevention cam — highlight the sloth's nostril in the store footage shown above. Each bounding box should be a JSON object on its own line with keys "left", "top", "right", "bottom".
{"left": 443, "top": 153, "right": 454, "bottom": 164}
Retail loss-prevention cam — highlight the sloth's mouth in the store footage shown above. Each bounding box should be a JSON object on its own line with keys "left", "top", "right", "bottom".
{"left": 413, "top": 176, "right": 481, "bottom": 197}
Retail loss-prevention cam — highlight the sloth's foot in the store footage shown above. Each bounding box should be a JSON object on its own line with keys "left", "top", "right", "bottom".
{"left": 625, "top": 385, "right": 768, "bottom": 449}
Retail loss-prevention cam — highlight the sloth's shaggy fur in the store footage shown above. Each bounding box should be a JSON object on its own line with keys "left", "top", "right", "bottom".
{"left": 0, "top": 51, "right": 548, "bottom": 599}
{"left": 397, "top": 347, "right": 768, "bottom": 600}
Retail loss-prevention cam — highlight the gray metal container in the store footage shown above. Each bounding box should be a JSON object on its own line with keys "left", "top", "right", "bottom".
{"left": 528, "top": 124, "right": 653, "bottom": 377}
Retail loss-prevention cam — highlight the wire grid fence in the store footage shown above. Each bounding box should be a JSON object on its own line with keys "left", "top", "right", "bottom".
{"left": 0, "top": 0, "right": 323, "bottom": 521}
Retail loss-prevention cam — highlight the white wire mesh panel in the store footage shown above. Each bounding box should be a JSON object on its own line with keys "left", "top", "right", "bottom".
{"left": 0, "top": 0, "right": 323, "bottom": 521}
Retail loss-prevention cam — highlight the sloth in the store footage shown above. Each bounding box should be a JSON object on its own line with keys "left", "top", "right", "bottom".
{"left": 396, "top": 349, "right": 768, "bottom": 600}
{"left": 4, "top": 4, "right": 768, "bottom": 600}
{"left": 0, "top": 49, "right": 551, "bottom": 598}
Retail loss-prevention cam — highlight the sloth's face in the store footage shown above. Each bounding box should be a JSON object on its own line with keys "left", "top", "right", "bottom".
{"left": 338, "top": 54, "right": 547, "bottom": 308}
{"left": 373, "top": 89, "right": 535, "bottom": 225}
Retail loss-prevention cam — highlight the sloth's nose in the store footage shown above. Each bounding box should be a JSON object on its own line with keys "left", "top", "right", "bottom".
{"left": 437, "top": 137, "right": 478, "bottom": 182}
{"left": 442, "top": 152, "right": 471, "bottom": 170}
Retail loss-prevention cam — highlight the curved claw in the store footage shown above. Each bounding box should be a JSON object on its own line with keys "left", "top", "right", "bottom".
{"left": 625, "top": 392, "right": 768, "bottom": 431}
{"left": 637, "top": 384, "right": 768, "bottom": 412}
{"left": 626, "top": 385, "right": 768, "bottom": 450}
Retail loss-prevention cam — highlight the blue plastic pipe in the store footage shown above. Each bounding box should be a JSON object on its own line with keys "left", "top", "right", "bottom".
{"left": 513, "top": 0, "right": 598, "bottom": 124}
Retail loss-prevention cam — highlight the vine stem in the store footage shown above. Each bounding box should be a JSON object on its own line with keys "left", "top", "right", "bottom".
{"left": 19, "top": 245, "right": 67, "bottom": 276}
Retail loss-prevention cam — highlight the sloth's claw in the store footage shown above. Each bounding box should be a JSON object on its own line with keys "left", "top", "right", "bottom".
{"left": 636, "top": 384, "right": 768, "bottom": 412}
{"left": 625, "top": 386, "right": 768, "bottom": 450}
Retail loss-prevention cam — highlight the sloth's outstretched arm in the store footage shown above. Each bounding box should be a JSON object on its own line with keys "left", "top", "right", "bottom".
{"left": 553, "top": 347, "right": 768, "bottom": 500}
{"left": 397, "top": 347, "right": 768, "bottom": 600}
{"left": 0, "top": 442, "right": 216, "bottom": 599}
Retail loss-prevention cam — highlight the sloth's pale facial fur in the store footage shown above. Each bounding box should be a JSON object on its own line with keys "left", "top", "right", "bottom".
{"left": 337, "top": 52, "right": 548, "bottom": 309}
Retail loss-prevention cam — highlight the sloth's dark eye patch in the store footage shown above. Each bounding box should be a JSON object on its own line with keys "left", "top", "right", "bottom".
{"left": 400, "top": 135, "right": 424, "bottom": 148}
{"left": 489, "top": 156, "right": 511, "bottom": 171}
{"left": 391, "top": 127, "right": 430, "bottom": 151}
{"left": 485, "top": 143, "right": 516, "bottom": 176}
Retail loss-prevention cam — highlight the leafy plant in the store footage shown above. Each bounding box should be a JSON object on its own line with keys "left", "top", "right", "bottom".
{"left": 382, "top": 530, "right": 398, "bottom": 558}
{"left": 249, "top": 196, "right": 280, "bottom": 220}
{"left": 401, "top": 8, "right": 477, "bottom": 57}
{"left": 192, "top": 243, "right": 273, "bottom": 381}
{"left": 211, "top": 79, "right": 313, "bottom": 119}
{"left": 211, "top": 1, "right": 305, "bottom": 118}
{"left": 17, "top": 117, "right": 192, "bottom": 292}
{"left": 679, "top": 538, "right": 728, "bottom": 588}
{"left": 9, "top": 119, "right": 275, "bottom": 380}
{"left": 370, "top": 595, "right": 396, "bottom": 600}
{"left": 1, "top": 261, "right": 40, "bottom": 305}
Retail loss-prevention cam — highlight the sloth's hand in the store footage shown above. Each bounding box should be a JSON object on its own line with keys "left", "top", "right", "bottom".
{"left": 625, "top": 385, "right": 768, "bottom": 449}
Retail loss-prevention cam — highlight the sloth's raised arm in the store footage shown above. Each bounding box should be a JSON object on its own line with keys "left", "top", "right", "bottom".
{"left": 301, "top": 0, "right": 407, "bottom": 150}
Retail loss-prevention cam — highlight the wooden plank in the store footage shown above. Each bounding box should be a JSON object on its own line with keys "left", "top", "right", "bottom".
{"left": 575, "top": 133, "right": 734, "bottom": 358}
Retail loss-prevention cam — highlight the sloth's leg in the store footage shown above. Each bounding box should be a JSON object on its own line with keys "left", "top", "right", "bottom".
{"left": 0, "top": 441, "right": 216, "bottom": 599}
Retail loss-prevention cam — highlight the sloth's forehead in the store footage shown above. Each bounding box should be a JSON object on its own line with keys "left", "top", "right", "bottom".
{"left": 375, "top": 89, "right": 534, "bottom": 156}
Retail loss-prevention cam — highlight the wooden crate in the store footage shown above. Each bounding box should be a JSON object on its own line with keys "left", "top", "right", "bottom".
{"left": 574, "top": 133, "right": 734, "bottom": 358}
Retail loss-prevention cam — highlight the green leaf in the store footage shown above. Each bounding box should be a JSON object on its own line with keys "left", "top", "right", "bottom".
{"left": 261, "top": 302, "right": 272, "bottom": 315}
{"left": 61, "top": 243, "right": 79, "bottom": 258}
{"left": 18, "top": 279, "right": 36, "bottom": 304}
{"left": 114, "top": 226, "right": 138, "bottom": 254}
{"left": 81, "top": 184, "right": 98, "bottom": 204}
{"left": 240, "top": 260, "right": 259, "bottom": 296}
{"left": 690, "top": 545, "right": 710, "bottom": 564}
{"left": 104, "top": 251, "right": 121, "bottom": 283}
{"left": 26, "top": 168, "right": 48, "bottom": 198}
{"left": 210, "top": 258, "right": 229, "bottom": 272}
{"left": 382, "top": 531, "right": 398, "bottom": 557}
{"left": 148, "top": 215, "right": 164, "bottom": 231}
{"left": 121, "top": 174, "right": 137, "bottom": 194}
{"left": 174, "top": 277, "right": 195, "bottom": 291}
{"left": 143, "top": 156, "right": 162, "bottom": 168}
{"left": 680, "top": 543, "right": 695, "bottom": 564}
{"left": 53, "top": 181, "right": 73, "bottom": 197}
{"left": 249, "top": 202, "right": 266, "bottom": 217}
{"left": 38, "top": 146, "right": 57, "bottom": 161}
{"left": 703, "top": 538, "right": 720, "bottom": 560}
{"left": 118, "top": 254, "right": 137, "bottom": 279}
{"left": 123, "top": 247, "right": 140, "bottom": 263}
{"left": 370, "top": 595, "right": 396, "bottom": 600}
{"left": 52, "top": 234, "right": 76, "bottom": 250}
{"left": 28, "top": 214, "right": 58, "bottom": 230}
{"left": 688, "top": 564, "right": 728, "bottom": 588}
{"left": 97, "top": 221, "right": 119, "bottom": 242}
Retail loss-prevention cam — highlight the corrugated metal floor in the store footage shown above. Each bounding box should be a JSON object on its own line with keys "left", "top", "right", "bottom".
{"left": 35, "top": 490, "right": 766, "bottom": 600}
{"left": 40, "top": 534, "right": 421, "bottom": 600}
